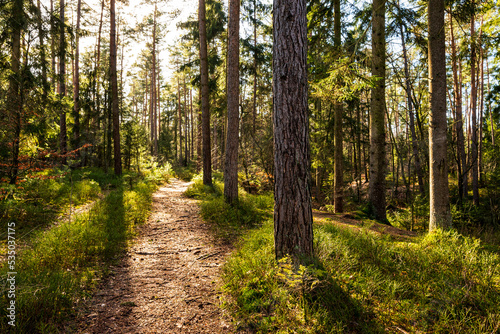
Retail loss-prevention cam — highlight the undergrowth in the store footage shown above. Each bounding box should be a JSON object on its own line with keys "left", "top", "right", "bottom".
{"left": 188, "top": 182, "right": 500, "bottom": 333}
{"left": 185, "top": 174, "right": 273, "bottom": 240}
{"left": 0, "top": 164, "right": 172, "bottom": 333}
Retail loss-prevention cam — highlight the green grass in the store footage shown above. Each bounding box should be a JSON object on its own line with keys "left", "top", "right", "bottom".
{"left": 185, "top": 174, "right": 273, "bottom": 241}
{"left": 188, "top": 183, "right": 500, "bottom": 333}
{"left": 0, "top": 165, "right": 172, "bottom": 333}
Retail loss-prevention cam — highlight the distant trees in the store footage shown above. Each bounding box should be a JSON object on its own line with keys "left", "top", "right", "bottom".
{"left": 6, "top": 0, "right": 23, "bottom": 184}
{"left": 273, "top": 0, "right": 314, "bottom": 261}
{"left": 2, "top": 0, "right": 500, "bottom": 233}
{"left": 59, "top": 0, "right": 67, "bottom": 164}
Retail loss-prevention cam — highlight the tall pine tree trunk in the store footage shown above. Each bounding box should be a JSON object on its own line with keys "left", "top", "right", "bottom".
{"left": 224, "top": 0, "right": 240, "bottom": 204}
{"left": 273, "top": 0, "right": 313, "bottom": 262}
{"left": 369, "top": 0, "right": 386, "bottom": 221}
{"left": 110, "top": 0, "right": 121, "bottom": 175}
{"left": 333, "top": 0, "right": 343, "bottom": 212}
{"left": 428, "top": 0, "right": 451, "bottom": 230}
{"left": 199, "top": 0, "right": 212, "bottom": 185}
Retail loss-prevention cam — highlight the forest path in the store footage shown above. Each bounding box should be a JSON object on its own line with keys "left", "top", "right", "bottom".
{"left": 74, "top": 178, "right": 233, "bottom": 333}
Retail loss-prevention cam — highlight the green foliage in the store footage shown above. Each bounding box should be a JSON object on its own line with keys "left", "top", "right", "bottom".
{"left": 388, "top": 194, "right": 429, "bottom": 231}
{"left": 220, "top": 189, "right": 500, "bottom": 333}
{"left": 0, "top": 166, "right": 172, "bottom": 332}
{"left": 222, "top": 219, "right": 380, "bottom": 333}
{"left": 185, "top": 174, "right": 273, "bottom": 240}
{"left": 173, "top": 163, "right": 198, "bottom": 181}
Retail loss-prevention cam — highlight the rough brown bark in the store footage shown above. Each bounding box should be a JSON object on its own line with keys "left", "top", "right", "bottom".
{"left": 110, "top": 0, "right": 121, "bottom": 175}
{"left": 369, "top": 0, "right": 386, "bottom": 221}
{"left": 428, "top": 0, "right": 451, "bottom": 230}
{"left": 224, "top": 0, "right": 240, "bottom": 204}
{"left": 199, "top": 0, "right": 212, "bottom": 185}
{"left": 333, "top": 0, "right": 343, "bottom": 213}
{"left": 273, "top": 0, "right": 314, "bottom": 261}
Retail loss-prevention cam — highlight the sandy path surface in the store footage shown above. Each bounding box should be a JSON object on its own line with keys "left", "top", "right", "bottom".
{"left": 75, "top": 178, "right": 234, "bottom": 333}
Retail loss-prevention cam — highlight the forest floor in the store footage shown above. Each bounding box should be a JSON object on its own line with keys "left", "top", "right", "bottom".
{"left": 71, "top": 179, "right": 235, "bottom": 333}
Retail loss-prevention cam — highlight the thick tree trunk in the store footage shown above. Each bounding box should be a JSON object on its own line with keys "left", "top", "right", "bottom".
{"left": 333, "top": 0, "right": 343, "bottom": 213}
{"left": 369, "top": 0, "right": 386, "bottom": 221}
{"left": 110, "top": 0, "right": 121, "bottom": 175}
{"left": 273, "top": 0, "right": 314, "bottom": 262}
{"left": 59, "top": 0, "right": 67, "bottom": 164}
{"left": 199, "top": 0, "right": 212, "bottom": 185}
{"left": 224, "top": 0, "right": 240, "bottom": 204}
{"left": 428, "top": 0, "right": 451, "bottom": 230}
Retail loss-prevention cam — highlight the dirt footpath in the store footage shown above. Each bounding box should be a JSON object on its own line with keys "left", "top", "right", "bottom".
{"left": 75, "top": 179, "right": 234, "bottom": 333}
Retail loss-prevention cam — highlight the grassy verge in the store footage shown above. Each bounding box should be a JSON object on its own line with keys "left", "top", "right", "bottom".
{"left": 187, "top": 181, "right": 500, "bottom": 333}
{"left": 184, "top": 174, "right": 273, "bottom": 241}
{"left": 0, "top": 165, "right": 172, "bottom": 333}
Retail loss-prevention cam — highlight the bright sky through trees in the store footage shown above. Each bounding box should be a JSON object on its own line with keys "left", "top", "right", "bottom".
{"left": 43, "top": 0, "right": 196, "bottom": 88}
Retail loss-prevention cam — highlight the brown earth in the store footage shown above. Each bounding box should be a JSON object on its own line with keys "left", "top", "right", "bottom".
{"left": 72, "top": 178, "right": 234, "bottom": 333}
